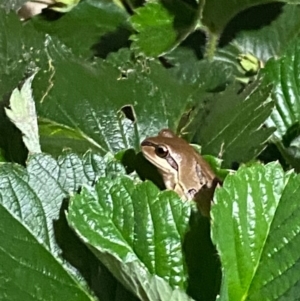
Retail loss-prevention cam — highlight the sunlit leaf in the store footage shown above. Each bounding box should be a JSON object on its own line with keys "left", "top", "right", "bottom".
{"left": 212, "top": 162, "right": 300, "bottom": 300}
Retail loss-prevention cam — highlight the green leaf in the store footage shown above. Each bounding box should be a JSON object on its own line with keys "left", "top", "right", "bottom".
{"left": 0, "top": 8, "right": 66, "bottom": 163}
{"left": 202, "top": 0, "right": 300, "bottom": 34}
{"left": 5, "top": 73, "right": 41, "bottom": 154}
{"left": 212, "top": 162, "right": 300, "bottom": 300}
{"left": 166, "top": 50, "right": 235, "bottom": 92}
{"left": 67, "top": 177, "right": 192, "bottom": 301}
{"left": 0, "top": 148, "right": 6, "bottom": 162}
{"left": 231, "top": 5, "right": 300, "bottom": 62}
{"left": 32, "top": 0, "right": 130, "bottom": 57}
{"left": 0, "top": 9, "right": 43, "bottom": 99}
{"left": 130, "top": 0, "right": 198, "bottom": 57}
{"left": 263, "top": 37, "right": 300, "bottom": 169}
{"left": 202, "top": 155, "right": 231, "bottom": 182}
{"left": 130, "top": 2, "right": 176, "bottom": 57}
{"left": 213, "top": 4, "right": 300, "bottom": 83}
{"left": 0, "top": 203, "right": 94, "bottom": 301}
{"left": 0, "top": 151, "right": 126, "bottom": 300}
{"left": 264, "top": 38, "right": 300, "bottom": 140}
{"left": 0, "top": 152, "right": 122, "bottom": 300}
{"left": 32, "top": 48, "right": 197, "bottom": 156}
{"left": 192, "top": 79, "right": 274, "bottom": 168}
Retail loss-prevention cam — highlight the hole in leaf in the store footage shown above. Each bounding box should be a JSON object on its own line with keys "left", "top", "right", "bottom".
{"left": 120, "top": 105, "right": 136, "bottom": 123}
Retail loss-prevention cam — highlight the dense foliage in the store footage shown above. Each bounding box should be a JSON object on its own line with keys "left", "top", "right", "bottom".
{"left": 1, "top": 0, "right": 300, "bottom": 300}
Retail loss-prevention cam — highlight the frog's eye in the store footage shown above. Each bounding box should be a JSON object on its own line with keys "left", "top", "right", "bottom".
{"left": 155, "top": 145, "right": 168, "bottom": 158}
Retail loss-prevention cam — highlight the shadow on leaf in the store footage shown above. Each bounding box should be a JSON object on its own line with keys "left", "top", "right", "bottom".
{"left": 184, "top": 210, "right": 221, "bottom": 301}
{"left": 54, "top": 198, "right": 138, "bottom": 301}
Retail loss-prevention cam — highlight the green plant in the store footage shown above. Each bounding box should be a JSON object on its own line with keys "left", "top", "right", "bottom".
{"left": 1, "top": 0, "right": 300, "bottom": 300}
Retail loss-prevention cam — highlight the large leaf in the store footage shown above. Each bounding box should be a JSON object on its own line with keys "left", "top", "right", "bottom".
{"left": 191, "top": 79, "right": 274, "bottom": 168}
{"left": 67, "top": 177, "right": 192, "bottom": 301}
{"left": 0, "top": 8, "right": 67, "bottom": 163}
{"left": 0, "top": 151, "right": 125, "bottom": 300}
{"left": 0, "top": 9, "right": 46, "bottom": 99}
{"left": 0, "top": 203, "right": 94, "bottom": 301}
{"left": 224, "top": 4, "right": 300, "bottom": 62}
{"left": 33, "top": 48, "right": 198, "bottom": 156}
{"left": 213, "top": 4, "right": 300, "bottom": 82}
{"left": 166, "top": 49, "right": 235, "bottom": 92}
{"left": 212, "top": 162, "right": 300, "bottom": 300}
{"left": 32, "top": 0, "right": 130, "bottom": 57}
{"left": 202, "top": 0, "right": 300, "bottom": 35}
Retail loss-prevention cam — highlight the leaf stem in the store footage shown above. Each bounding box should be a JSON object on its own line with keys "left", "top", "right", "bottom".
{"left": 204, "top": 31, "right": 219, "bottom": 61}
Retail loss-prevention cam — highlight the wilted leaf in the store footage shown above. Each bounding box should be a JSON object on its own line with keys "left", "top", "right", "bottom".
{"left": 18, "top": 0, "right": 80, "bottom": 20}
{"left": 5, "top": 73, "right": 41, "bottom": 154}
{"left": 67, "top": 177, "right": 192, "bottom": 301}
{"left": 17, "top": 1, "right": 51, "bottom": 20}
